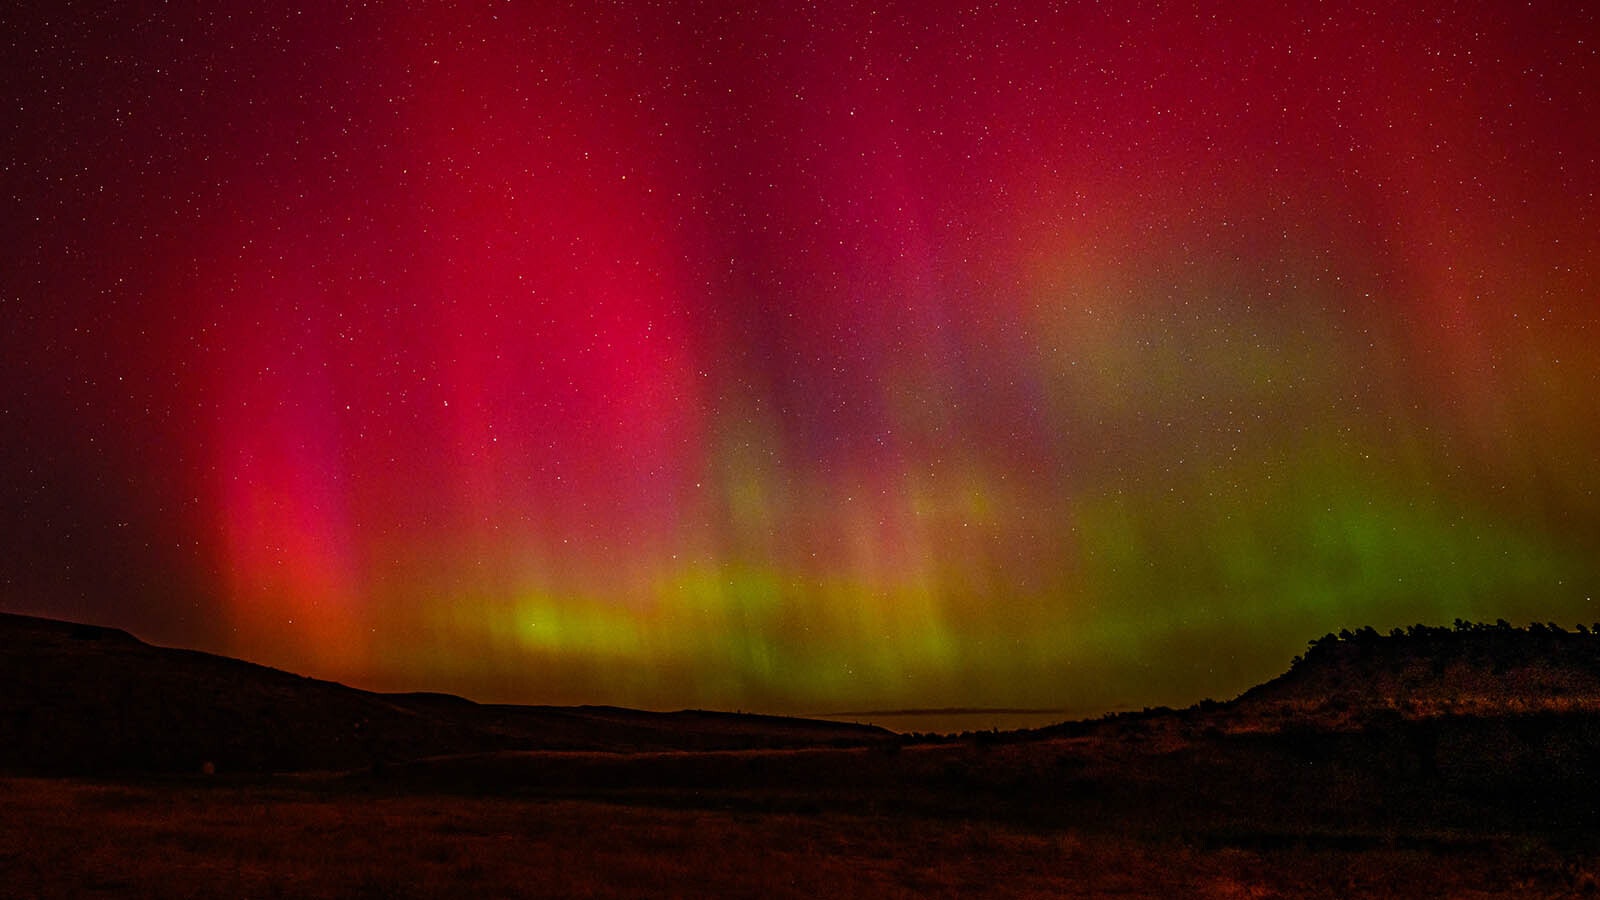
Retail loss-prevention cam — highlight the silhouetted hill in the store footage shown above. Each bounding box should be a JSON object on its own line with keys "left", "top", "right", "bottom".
{"left": 1228, "top": 622, "right": 1600, "bottom": 725}
{"left": 1007, "top": 621, "right": 1600, "bottom": 746}
{"left": 0, "top": 613, "right": 890, "bottom": 775}
{"left": 10, "top": 612, "right": 1600, "bottom": 786}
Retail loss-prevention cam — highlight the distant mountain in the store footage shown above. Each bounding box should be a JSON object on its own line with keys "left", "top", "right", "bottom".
{"left": 0, "top": 613, "right": 891, "bottom": 775}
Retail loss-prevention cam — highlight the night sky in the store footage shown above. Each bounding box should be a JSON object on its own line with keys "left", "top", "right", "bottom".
{"left": 4, "top": 1, "right": 1597, "bottom": 718}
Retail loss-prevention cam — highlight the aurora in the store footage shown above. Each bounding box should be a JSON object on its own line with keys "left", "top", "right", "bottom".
{"left": 3, "top": 0, "right": 1596, "bottom": 721}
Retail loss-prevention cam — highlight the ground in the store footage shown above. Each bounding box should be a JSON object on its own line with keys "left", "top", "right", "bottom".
{"left": 3, "top": 776, "right": 1595, "bottom": 899}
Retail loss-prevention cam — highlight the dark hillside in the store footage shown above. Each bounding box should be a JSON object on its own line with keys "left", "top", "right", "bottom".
{"left": 1229, "top": 622, "right": 1600, "bottom": 724}
{"left": 0, "top": 613, "right": 890, "bottom": 775}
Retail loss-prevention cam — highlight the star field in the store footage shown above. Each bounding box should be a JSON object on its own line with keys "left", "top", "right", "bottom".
{"left": 3, "top": 1, "right": 1597, "bottom": 716}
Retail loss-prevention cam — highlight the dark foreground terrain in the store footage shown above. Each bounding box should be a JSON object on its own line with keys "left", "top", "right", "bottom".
{"left": 9, "top": 775, "right": 1595, "bottom": 900}
{"left": 5, "top": 614, "right": 1600, "bottom": 897}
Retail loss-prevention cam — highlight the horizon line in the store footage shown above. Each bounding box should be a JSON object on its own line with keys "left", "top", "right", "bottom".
{"left": 810, "top": 706, "right": 1088, "bottom": 718}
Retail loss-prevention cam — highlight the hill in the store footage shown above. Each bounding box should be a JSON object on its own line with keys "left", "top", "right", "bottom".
{"left": 0, "top": 612, "right": 890, "bottom": 775}
{"left": 8, "top": 612, "right": 1600, "bottom": 780}
{"left": 1226, "top": 621, "right": 1600, "bottom": 726}
{"left": 7, "top": 614, "right": 1600, "bottom": 897}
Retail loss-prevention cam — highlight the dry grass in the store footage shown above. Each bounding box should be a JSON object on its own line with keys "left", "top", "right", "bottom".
{"left": 2, "top": 777, "right": 1594, "bottom": 899}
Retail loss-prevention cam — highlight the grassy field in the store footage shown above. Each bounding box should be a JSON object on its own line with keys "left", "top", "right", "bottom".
{"left": 3, "top": 776, "right": 1596, "bottom": 899}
